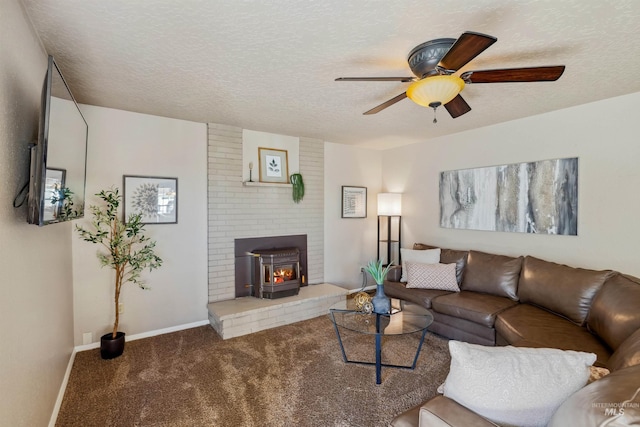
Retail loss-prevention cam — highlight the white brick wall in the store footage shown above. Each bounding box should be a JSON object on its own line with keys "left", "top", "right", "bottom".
{"left": 207, "top": 123, "right": 324, "bottom": 302}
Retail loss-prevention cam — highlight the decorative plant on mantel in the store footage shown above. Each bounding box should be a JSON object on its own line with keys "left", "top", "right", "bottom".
{"left": 76, "top": 187, "right": 162, "bottom": 358}
{"left": 290, "top": 173, "right": 305, "bottom": 203}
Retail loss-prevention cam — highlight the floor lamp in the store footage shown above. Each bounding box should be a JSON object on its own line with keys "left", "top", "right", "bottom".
{"left": 377, "top": 193, "right": 402, "bottom": 266}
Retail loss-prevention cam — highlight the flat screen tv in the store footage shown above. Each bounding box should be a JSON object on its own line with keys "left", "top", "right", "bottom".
{"left": 27, "top": 55, "right": 88, "bottom": 226}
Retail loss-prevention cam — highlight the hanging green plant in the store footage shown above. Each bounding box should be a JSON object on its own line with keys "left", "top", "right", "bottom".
{"left": 290, "top": 173, "right": 305, "bottom": 203}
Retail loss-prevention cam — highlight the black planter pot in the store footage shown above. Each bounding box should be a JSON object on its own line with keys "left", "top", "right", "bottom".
{"left": 100, "top": 332, "right": 125, "bottom": 359}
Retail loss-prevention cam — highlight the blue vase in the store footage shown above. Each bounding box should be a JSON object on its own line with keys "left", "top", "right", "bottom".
{"left": 372, "top": 283, "right": 391, "bottom": 314}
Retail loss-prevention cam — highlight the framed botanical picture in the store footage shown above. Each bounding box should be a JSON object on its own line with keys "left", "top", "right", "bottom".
{"left": 43, "top": 167, "right": 66, "bottom": 222}
{"left": 258, "top": 147, "right": 289, "bottom": 183}
{"left": 342, "top": 186, "right": 367, "bottom": 218}
{"left": 123, "top": 175, "right": 178, "bottom": 224}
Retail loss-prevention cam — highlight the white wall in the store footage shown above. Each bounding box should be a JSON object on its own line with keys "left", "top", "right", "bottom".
{"left": 324, "top": 142, "right": 382, "bottom": 288}
{"left": 0, "top": 0, "right": 75, "bottom": 425}
{"left": 382, "top": 92, "right": 640, "bottom": 277}
{"left": 72, "top": 105, "right": 208, "bottom": 345}
{"left": 241, "top": 129, "right": 300, "bottom": 182}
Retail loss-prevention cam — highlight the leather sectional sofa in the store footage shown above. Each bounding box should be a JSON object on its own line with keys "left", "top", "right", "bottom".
{"left": 386, "top": 244, "right": 640, "bottom": 426}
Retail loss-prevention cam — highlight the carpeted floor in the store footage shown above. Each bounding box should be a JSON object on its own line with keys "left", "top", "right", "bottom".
{"left": 56, "top": 315, "right": 451, "bottom": 427}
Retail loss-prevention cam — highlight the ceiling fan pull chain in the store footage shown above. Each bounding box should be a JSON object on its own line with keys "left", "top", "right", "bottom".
{"left": 432, "top": 105, "right": 438, "bottom": 123}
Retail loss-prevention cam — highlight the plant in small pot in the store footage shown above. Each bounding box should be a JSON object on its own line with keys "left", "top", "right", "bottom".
{"left": 363, "top": 259, "right": 394, "bottom": 314}
{"left": 76, "top": 188, "right": 162, "bottom": 359}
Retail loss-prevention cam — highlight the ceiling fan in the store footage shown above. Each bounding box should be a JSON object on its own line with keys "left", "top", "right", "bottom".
{"left": 336, "top": 31, "right": 565, "bottom": 122}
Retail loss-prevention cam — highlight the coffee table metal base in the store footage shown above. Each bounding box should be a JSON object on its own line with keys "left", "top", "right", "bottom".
{"left": 331, "top": 314, "right": 429, "bottom": 385}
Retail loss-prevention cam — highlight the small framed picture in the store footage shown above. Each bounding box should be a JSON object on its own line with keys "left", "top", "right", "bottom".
{"left": 342, "top": 186, "right": 367, "bottom": 218}
{"left": 43, "top": 168, "right": 66, "bottom": 222}
{"left": 258, "top": 147, "right": 289, "bottom": 184}
{"left": 123, "top": 175, "right": 178, "bottom": 224}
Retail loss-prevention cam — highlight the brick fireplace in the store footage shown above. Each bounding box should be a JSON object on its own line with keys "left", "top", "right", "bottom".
{"left": 207, "top": 125, "right": 343, "bottom": 340}
{"left": 207, "top": 124, "right": 324, "bottom": 303}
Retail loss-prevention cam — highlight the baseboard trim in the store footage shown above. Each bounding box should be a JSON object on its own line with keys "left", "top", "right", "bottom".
{"left": 48, "top": 348, "right": 77, "bottom": 427}
{"left": 73, "top": 319, "right": 211, "bottom": 352}
{"left": 125, "top": 319, "right": 210, "bottom": 342}
{"left": 50, "top": 319, "right": 210, "bottom": 426}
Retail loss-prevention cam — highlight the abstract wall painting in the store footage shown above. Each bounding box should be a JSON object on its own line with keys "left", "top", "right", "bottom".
{"left": 439, "top": 157, "right": 578, "bottom": 235}
{"left": 123, "top": 175, "right": 178, "bottom": 224}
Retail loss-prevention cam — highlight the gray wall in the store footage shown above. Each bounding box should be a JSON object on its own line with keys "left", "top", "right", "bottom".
{"left": 0, "top": 0, "right": 74, "bottom": 425}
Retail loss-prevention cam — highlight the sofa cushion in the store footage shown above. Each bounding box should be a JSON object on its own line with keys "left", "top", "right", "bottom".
{"left": 548, "top": 364, "right": 640, "bottom": 427}
{"left": 517, "top": 256, "right": 612, "bottom": 326}
{"left": 607, "top": 328, "right": 640, "bottom": 372}
{"left": 406, "top": 262, "right": 460, "bottom": 292}
{"left": 383, "top": 280, "right": 452, "bottom": 309}
{"left": 460, "top": 250, "right": 522, "bottom": 301}
{"left": 413, "top": 243, "right": 468, "bottom": 284}
{"left": 400, "top": 248, "right": 440, "bottom": 282}
{"left": 431, "top": 291, "right": 517, "bottom": 327}
{"left": 443, "top": 341, "right": 595, "bottom": 427}
{"left": 431, "top": 311, "right": 496, "bottom": 346}
{"left": 495, "top": 303, "right": 611, "bottom": 367}
{"left": 587, "top": 273, "right": 640, "bottom": 350}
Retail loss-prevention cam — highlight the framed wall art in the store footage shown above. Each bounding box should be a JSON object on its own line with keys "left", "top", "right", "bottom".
{"left": 341, "top": 186, "right": 367, "bottom": 218}
{"left": 258, "top": 147, "right": 289, "bottom": 183}
{"left": 439, "top": 157, "right": 578, "bottom": 235}
{"left": 123, "top": 175, "right": 178, "bottom": 224}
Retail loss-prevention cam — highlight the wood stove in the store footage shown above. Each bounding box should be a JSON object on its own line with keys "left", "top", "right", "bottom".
{"left": 234, "top": 235, "right": 308, "bottom": 298}
{"left": 252, "top": 247, "right": 301, "bottom": 299}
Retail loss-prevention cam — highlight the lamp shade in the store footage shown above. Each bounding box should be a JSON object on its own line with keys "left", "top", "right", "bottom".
{"left": 378, "top": 193, "right": 402, "bottom": 216}
{"left": 406, "top": 75, "right": 465, "bottom": 107}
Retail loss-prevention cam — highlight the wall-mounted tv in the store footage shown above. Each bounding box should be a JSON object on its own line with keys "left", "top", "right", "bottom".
{"left": 27, "top": 55, "right": 88, "bottom": 226}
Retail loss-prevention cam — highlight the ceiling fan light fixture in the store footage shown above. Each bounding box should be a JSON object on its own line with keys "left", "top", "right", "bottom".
{"left": 406, "top": 75, "right": 465, "bottom": 108}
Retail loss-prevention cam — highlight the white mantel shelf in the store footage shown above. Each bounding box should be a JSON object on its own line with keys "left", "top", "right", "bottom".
{"left": 243, "top": 181, "right": 292, "bottom": 188}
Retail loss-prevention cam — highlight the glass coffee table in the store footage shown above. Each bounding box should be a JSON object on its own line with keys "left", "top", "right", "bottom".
{"left": 329, "top": 298, "right": 434, "bottom": 384}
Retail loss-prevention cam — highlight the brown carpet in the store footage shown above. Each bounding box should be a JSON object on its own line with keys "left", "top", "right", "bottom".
{"left": 56, "top": 315, "right": 450, "bottom": 427}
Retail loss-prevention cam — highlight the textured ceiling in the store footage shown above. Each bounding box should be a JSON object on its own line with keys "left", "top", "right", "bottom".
{"left": 20, "top": 0, "right": 640, "bottom": 149}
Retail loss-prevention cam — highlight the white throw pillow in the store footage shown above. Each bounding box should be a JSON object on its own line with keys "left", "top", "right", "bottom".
{"left": 443, "top": 341, "right": 595, "bottom": 427}
{"left": 400, "top": 248, "right": 440, "bottom": 282}
{"left": 405, "top": 262, "right": 459, "bottom": 292}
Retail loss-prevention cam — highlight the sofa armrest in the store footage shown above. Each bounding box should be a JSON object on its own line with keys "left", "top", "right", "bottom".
{"left": 389, "top": 395, "right": 499, "bottom": 427}
{"left": 389, "top": 402, "right": 422, "bottom": 427}
{"left": 418, "top": 396, "right": 499, "bottom": 427}
{"left": 548, "top": 364, "right": 640, "bottom": 426}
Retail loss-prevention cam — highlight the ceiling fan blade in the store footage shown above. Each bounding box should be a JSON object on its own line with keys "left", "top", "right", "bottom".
{"left": 363, "top": 92, "right": 407, "bottom": 115}
{"left": 444, "top": 95, "right": 472, "bottom": 118}
{"left": 462, "top": 66, "right": 566, "bottom": 83}
{"left": 438, "top": 31, "right": 497, "bottom": 71}
{"left": 336, "top": 77, "right": 415, "bottom": 82}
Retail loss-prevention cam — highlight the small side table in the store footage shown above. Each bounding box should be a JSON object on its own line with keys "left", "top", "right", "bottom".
{"left": 329, "top": 298, "right": 434, "bottom": 384}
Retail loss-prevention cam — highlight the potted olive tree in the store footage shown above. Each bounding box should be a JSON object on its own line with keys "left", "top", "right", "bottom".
{"left": 76, "top": 188, "right": 162, "bottom": 359}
